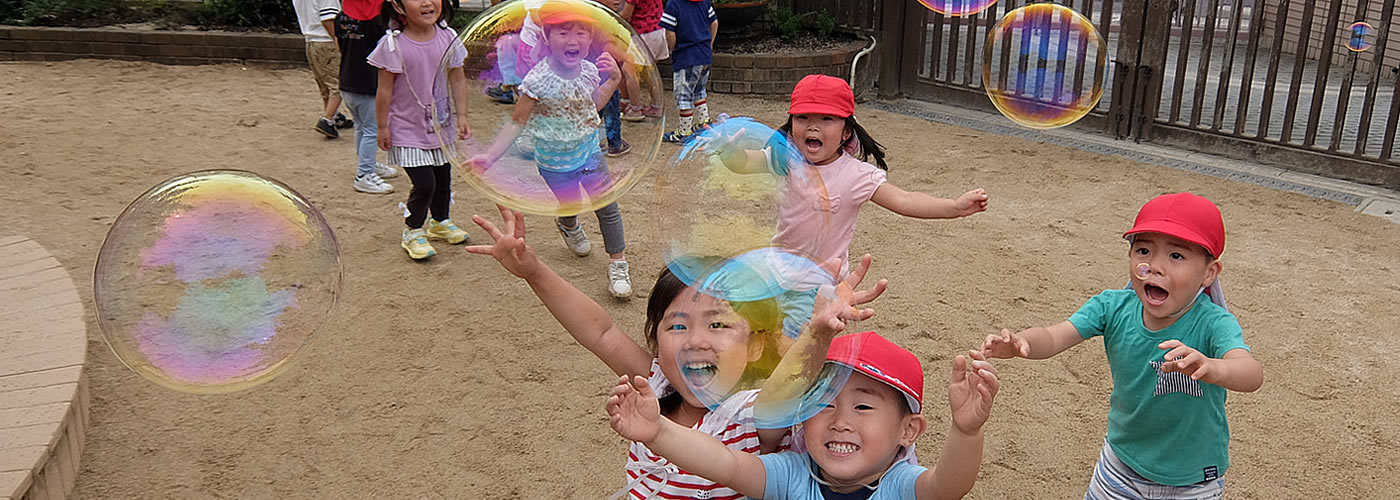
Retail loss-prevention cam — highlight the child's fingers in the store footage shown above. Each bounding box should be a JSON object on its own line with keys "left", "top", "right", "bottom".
{"left": 630, "top": 374, "right": 653, "bottom": 398}
{"left": 951, "top": 354, "right": 968, "bottom": 383}
{"left": 471, "top": 214, "right": 505, "bottom": 240}
{"left": 844, "top": 253, "right": 874, "bottom": 287}
{"left": 1157, "top": 339, "right": 1184, "bottom": 350}
{"left": 852, "top": 279, "right": 887, "bottom": 305}
{"left": 463, "top": 244, "right": 493, "bottom": 255}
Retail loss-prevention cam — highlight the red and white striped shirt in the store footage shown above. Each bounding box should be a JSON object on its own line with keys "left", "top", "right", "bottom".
{"left": 619, "top": 360, "right": 788, "bottom": 500}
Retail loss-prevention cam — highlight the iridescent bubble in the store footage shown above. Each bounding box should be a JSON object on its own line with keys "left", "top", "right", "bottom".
{"left": 94, "top": 171, "right": 341, "bottom": 394}
{"left": 917, "top": 0, "right": 997, "bottom": 17}
{"left": 982, "top": 3, "right": 1108, "bottom": 129}
{"left": 439, "top": 0, "right": 665, "bottom": 217}
{"left": 1347, "top": 22, "right": 1375, "bottom": 52}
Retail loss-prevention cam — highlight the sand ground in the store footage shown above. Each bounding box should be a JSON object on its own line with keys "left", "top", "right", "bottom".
{"left": 3, "top": 60, "right": 1398, "bottom": 498}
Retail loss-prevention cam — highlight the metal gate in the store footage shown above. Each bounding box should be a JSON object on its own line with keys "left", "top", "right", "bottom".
{"left": 884, "top": 0, "right": 1400, "bottom": 188}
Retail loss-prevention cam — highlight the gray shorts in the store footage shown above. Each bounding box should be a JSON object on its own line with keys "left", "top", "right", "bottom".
{"left": 1085, "top": 441, "right": 1226, "bottom": 500}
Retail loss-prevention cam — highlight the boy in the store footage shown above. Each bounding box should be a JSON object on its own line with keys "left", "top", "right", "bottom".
{"left": 293, "top": 0, "right": 352, "bottom": 138}
{"left": 335, "top": 0, "right": 399, "bottom": 194}
{"left": 659, "top": 0, "right": 717, "bottom": 142}
{"left": 619, "top": 0, "right": 666, "bottom": 120}
{"left": 608, "top": 330, "right": 1000, "bottom": 499}
{"left": 982, "top": 192, "right": 1264, "bottom": 498}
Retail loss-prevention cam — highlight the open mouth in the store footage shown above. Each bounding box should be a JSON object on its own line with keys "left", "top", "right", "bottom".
{"left": 563, "top": 49, "right": 582, "bottom": 59}
{"left": 1142, "top": 282, "right": 1169, "bottom": 306}
{"left": 681, "top": 361, "right": 717, "bottom": 388}
{"left": 825, "top": 441, "right": 859, "bottom": 456}
{"left": 803, "top": 137, "right": 823, "bottom": 153}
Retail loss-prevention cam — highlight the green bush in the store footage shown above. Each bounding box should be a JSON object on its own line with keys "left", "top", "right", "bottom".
{"left": 768, "top": 7, "right": 840, "bottom": 40}
{"left": 188, "top": 0, "right": 297, "bottom": 33}
{"left": 5, "top": 0, "right": 166, "bottom": 26}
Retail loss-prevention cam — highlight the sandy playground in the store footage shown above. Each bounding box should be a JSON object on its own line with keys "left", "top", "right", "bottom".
{"left": 3, "top": 59, "right": 1399, "bottom": 498}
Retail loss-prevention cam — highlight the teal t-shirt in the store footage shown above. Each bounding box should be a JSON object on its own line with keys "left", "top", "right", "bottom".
{"left": 1068, "top": 289, "right": 1249, "bottom": 486}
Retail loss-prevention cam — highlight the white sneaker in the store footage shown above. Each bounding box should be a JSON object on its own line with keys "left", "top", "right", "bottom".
{"left": 558, "top": 221, "right": 591, "bottom": 256}
{"left": 374, "top": 162, "right": 399, "bottom": 179}
{"left": 354, "top": 172, "right": 394, "bottom": 194}
{"left": 608, "top": 260, "right": 632, "bottom": 299}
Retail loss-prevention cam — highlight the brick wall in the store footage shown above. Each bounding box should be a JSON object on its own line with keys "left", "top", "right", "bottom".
{"left": 656, "top": 40, "right": 872, "bottom": 97}
{"left": 1259, "top": 0, "right": 1400, "bottom": 75}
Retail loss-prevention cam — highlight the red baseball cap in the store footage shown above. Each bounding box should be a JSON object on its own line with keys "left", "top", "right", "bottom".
{"left": 534, "top": 0, "right": 595, "bottom": 26}
{"left": 789, "top": 74, "right": 855, "bottom": 118}
{"left": 826, "top": 331, "right": 923, "bottom": 413}
{"left": 1124, "top": 192, "right": 1226, "bottom": 258}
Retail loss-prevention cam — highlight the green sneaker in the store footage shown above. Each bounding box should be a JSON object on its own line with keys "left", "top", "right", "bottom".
{"left": 402, "top": 227, "right": 436, "bottom": 260}
{"left": 426, "top": 218, "right": 470, "bottom": 245}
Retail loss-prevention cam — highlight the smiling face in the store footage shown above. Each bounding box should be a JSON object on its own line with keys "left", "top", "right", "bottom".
{"left": 802, "top": 372, "right": 925, "bottom": 492}
{"left": 1128, "top": 232, "right": 1222, "bottom": 330}
{"left": 790, "top": 113, "right": 851, "bottom": 166}
{"left": 655, "top": 287, "right": 761, "bottom": 411}
{"left": 543, "top": 21, "right": 593, "bottom": 73}
{"left": 393, "top": 0, "right": 442, "bottom": 31}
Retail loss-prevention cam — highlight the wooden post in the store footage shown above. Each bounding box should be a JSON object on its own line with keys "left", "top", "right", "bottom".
{"left": 878, "top": 0, "right": 907, "bottom": 99}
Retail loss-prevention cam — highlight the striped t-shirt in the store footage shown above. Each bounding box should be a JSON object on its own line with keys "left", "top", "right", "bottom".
{"left": 622, "top": 359, "right": 789, "bottom": 499}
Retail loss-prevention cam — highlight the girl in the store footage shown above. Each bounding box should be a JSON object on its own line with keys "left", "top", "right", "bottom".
{"left": 465, "top": 205, "right": 886, "bottom": 500}
{"left": 470, "top": 0, "right": 634, "bottom": 298}
{"left": 712, "top": 74, "right": 990, "bottom": 338}
{"left": 370, "top": 0, "right": 472, "bottom": 260}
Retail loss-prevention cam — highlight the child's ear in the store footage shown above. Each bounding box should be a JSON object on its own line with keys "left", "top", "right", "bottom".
{"left": 390, "top": 0, "right": 407, "bottom": 16}
{"left": 747, "top": 334, "right": 766, "bottom": 362}
{"left": 1201, "top": 259, "right": 1222, "bottom": 289}
{"left": 899, "top": 414, "right": 927, "bottom": 447}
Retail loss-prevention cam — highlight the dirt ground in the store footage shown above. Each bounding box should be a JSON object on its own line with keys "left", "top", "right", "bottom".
{"left": 4, "top": 60, "right": 1399, "bottom": 499}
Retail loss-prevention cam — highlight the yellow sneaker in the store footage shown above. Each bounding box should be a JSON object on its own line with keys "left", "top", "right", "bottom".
{"left": 402, "top": 227, "right": 436, "bottom": 260}
{"left": 426, "top": 218, "right": 470, "bottom": 244}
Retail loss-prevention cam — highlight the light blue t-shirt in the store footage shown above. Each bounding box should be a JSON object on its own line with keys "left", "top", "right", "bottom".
{"left": 1068, "top": 288, "right": 1249, "bottom": 486}
{"left": 756, "top": 451, "right": 926, "bottom": 500}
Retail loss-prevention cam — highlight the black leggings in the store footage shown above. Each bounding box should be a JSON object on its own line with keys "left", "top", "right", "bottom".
{"left": 404, "top": 163, "right": 452, "bottom": 229}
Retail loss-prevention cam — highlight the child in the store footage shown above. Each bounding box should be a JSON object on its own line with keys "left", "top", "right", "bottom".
{"left": 469, "top": 0, "right": 634, "bottom": 297}
{"left": 659, "top": 0, "right": 717, "bottom": 142}
{"left": 335, "top": 0, "right": 400, "bottom": 194}
{"left": 619, "top": 0, "right": 666, "bottom": 120}
{"left": 466, "top": 205, "right": 889, "bottom": 499}
{"left": 369, "top": 0, "right": 472, "bottom": 259}
{"left": 484, "top": 0, "right": 546, "bottom": 104}
{"left": 607, "top": 329, "right": 1000, "bottom": 499}
{"left": 712, "top": 74, "right": 989, "bottom": 339}
{"left": 981, "top": 192, "right": 1264, "bottom": 498}
{"left": 294, "top": 0, "right": 353, "bottom": 138}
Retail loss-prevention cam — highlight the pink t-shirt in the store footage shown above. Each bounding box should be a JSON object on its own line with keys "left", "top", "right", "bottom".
{"left": 771, "top": 151, "right": 887, "bottom": 276}
{"left": 367, "top": 27, "right": 467, "bottom": 150}
{"left": 625, "top": 0, "right": 663, "bottom": 33}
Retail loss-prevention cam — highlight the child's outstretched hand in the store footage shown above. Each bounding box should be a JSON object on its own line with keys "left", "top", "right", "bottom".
{"left": 465, "top": 205, "right": 542, "bottom": 280}
{"left": 808, "top": 254, "right": 887, "bottom": 338}
{"left": 981, "top": 328, "right": 1030, "bottom": 359}
{"left": 1157, "top": 340, "right": 1214, "bottom": 381}
{"left": 607, "top": 374, "right": 662, "bottom": 443}
{"left": 596, "top": 51, "right": 619, "bottom": 82}
{"left": 467, "top": 153, "right": 493, "bottom": 173}
{"left": 949, "top": 350, "right": 999, "bottom": 435}
{"left": 953, "top": 188, "right": 989, "bottom": 217}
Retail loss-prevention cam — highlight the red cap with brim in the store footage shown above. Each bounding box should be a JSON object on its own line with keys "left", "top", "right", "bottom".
{"left": 789, "top": 74, "right": 855, "bottom": 118}
{"left": 1123, "top": 192, "right": 1226, "bottom": 258}
{"left": 825, "top": 331, "right": 923, "bottom": 414}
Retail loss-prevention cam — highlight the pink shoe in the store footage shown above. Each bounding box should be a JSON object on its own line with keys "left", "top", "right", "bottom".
{"left": 622, "top": 104, "right": 645, "bottom": 122}
{"left": 642, "top": 104, "right": 663, "bottom": 118}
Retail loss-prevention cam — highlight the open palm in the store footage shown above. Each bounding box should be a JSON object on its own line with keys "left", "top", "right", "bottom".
{"left": 948, "top": 351, "right": 998, "bottom": 435}
{"left": 607, "top": 375, "right": 662, "bottom": 443}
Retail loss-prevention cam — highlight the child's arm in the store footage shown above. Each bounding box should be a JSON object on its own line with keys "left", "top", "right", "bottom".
{"left": 666, "top": 30, "right": 676, "bottom": 52}
{"left": 709, "top": 20, "right": 718, "bottom": 49}
{"left": 593, "top": 51, "right": 623, "bottom": 110}
{"left": 322, "top": 18, "right": 339, "bottom": 50}
{"left": 981, "top": 321, "right": 1085, "bottom": 360}
{"left": 869, "top": 183, "right": 989, "bottom": 219}
{"left": 470, "top": 95, "right": 537, "bottom": 168}
{"left": 608, "top": 375, "right": 769, "bottom": 498}
{"left": 466, "top": 206, "right": 654, "bottom": 378}
{"left": 620, "top": 0, "right": 635, "bottom": 21}
{"left": 375, "top": 69, "right": 395, "bottom": 150}
{"left": 1157, "top": 343, "right": 1264, "bottom": 392}
{"left": 447, "top": 66, "right": 471, "bottom": 139}
{"left": 916, "top": 352, "right": 999, "bottom": 500}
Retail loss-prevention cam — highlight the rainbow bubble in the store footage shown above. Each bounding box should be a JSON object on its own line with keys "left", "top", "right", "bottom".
{"left": 918, "top": 0, "right": 997, "bottom": 17}
{"left": 1347, "top": 22, "right": 1375, "bottom": 52}
{"left": 981, "top": 4, "right": 1108, "bottom": 129}
{"left": 439, "top": 0, "right": 665, "bottom": 217}
{"left": 94, "top": 171, "right": 341, "bottom": 394}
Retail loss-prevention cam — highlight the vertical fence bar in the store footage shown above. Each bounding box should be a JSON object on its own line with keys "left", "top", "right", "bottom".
{"left": 1211, "top": 0, "right": 1247, "bottom": 131}
{"left": 1281, "top": 0, "right": 1317, "bottom": 143}
{"left": 1354, "top": 0, "right": 1395, "bottom": 155}
{"left": 965, "top": 8, "right": 980, "bottom": 87}
{"left": 1257, "top": 0, "right": 1291, "bottom": 138}
{"left": 1303, "top": 0, "right": 1344, "bottom": 146}
{"left": 1072, "top": 0, "right": 1093, "bottom": 101}
{"left": 1170, "top": 0, "right": 1198, "bottom": 122}
{"left": 1053, "top": 5, "right": 1073, "bottom": 107}
{"left": 1190, "top": 0, "right": 1220, "bottom": 127}
{"left": 929, "top": 10, "right": 945, "bottom": 81}
{"left": 999, "top": 0, "right": 1020, "bottom": 91}
{"left": 1329, "top": 0, "right": 1370, "bottom": 151}
{"left": 947, "top": 8, "right": 963, "bottom": 85}
{"left": 1233, "top": 0, "right": 1266, "bottom": 133}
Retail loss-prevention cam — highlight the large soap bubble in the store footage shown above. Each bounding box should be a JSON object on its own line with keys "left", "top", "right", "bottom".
{"left": 439, "top": 0, "right": 666, "bottom": 217}
{"left": 93, "top": 170, "right": 341, "bottom": 394}
{"left": 982, "top": 3, "right": 1108, "bottom": 129}
{"left": 918, "top": 0, "right": 997, "bottom": 17}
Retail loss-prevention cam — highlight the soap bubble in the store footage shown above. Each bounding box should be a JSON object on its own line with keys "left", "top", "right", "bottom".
{"left": 1347, "top": 22, "right": 1375, "bottom": 52}
{"left": 982, "top": 3, "right": 1108, "bottom": 129}
{"left": 917, "top": 0, "right": 997, "bottom": 17}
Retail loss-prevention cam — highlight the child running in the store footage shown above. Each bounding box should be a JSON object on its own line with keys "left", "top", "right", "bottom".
{"left": 466, "top": 205, "right": 889, "bottom": 500}
{"left": 982, "top": 192, "right": 1264, "bottom": 499}
{"left": 607, "top": 328, "right": 1000, "bottom": 499}
{"left": 369, "top": 0, "right": 472, "bottom": 260}
{"left": 470, "top": 0, "right": 634, "bottom": 297}
{"left": 711, "top": 74, "right": 989, "bottom": 339}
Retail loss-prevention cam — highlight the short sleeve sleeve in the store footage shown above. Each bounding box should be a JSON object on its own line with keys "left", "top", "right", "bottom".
{"left": 880, "top": 462, "right": 929, "bottom": 499}
{"left": 707, "top": 3, "right": 717, "bottom": 22}
{"left": 660, "top": 1, "right": 678, "bottom": 30}
{"left": 762, "top": 131, "right": 795, "bottom": 176}
{"left": 757, "top": 452, "right": 807, "bottom": 500}
{"left": 366, "top": 34, "right": 400, "bottom": 73}
{"left": 1068, "top": 291, "right": 1113, "bottom": 339}
{"left": 518, "top": 63, "right": 549, "bottom": 100}
{"left": 582, "top": 61, "right": 602, "bottom": 89}
{"left": 445, "top": 30, "right": 467, "bottom": 68}
{"left": 1206, "top": 310, "right": 1248, "bottom": 358}
{"left": 316, "top": 0, "right": 340, "bottom": 21}
{"left": 850, "top": 163, "right": 888, "bottom": 204}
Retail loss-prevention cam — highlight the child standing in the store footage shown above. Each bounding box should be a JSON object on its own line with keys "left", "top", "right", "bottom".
{"left": 294, "top": 0, "right": 353, "bottom": 138}
{"left": 469, "top": 0, "right": 634, "bottom": 297}
{"left": 982, "top": 192, "right": 1264, "bottom": 498}
{"left": 369, "top": 0, "right": 472, "bottom": 259}
{"left": 467, "top": 206, "right": 890, "bottom": 499}
{"left": 713, "top": 74, "right": 989, "bottom": 338}
{"left": 659, "top": 0, "right": 717, "bottom": 142}
{"left": 620, "top": 0, "right": 666, "bottom": 120}
{"left": 608, "top": 330, "right": 1000, "bottom": 499}
{"left": 335, "top": 0, "right": 399, "bottom": 194}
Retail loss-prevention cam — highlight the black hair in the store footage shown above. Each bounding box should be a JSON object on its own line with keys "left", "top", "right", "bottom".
{"left": 780, "top": 115, "right": 888, "bottom": 171}
{"left": 381, "top": 0, "right": 456, "bottom": 30}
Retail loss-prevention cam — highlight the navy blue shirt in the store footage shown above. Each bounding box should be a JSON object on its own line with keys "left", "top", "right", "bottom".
{"left": 659, "top": 0, "right": 717, "bottom": 69}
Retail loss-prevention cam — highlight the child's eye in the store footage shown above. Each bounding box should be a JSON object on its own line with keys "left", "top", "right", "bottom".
{"left": 1170, "top": 252, "right": 1185, "bottom": 260}
{"left": 855, "top": 404, "right": 874, "bottom": 410}
{"left": 665, "top": 324, "right": 687, "bottom": 333}
{"left": 1134, "top": 247, "right": 1149, "bottom": 255}
{"left": 708, "top": 321, "right": 729, "bottom": 329}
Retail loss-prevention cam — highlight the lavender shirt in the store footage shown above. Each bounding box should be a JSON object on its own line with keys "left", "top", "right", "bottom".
{"left": 367, "top": 27, "right": 467, "bottom": 150}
